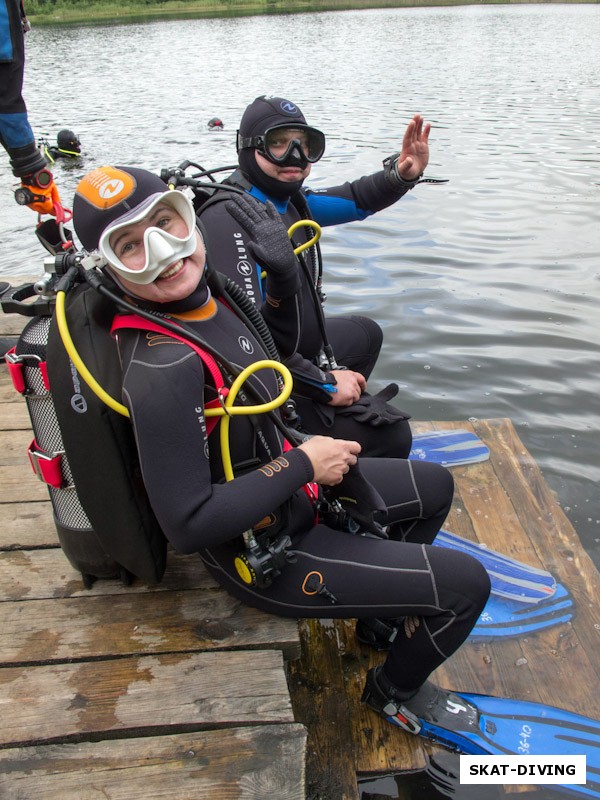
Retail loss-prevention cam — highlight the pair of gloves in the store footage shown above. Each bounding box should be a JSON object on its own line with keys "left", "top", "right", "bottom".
{"left": 337, "top": 383, "right": 410, "bottom": 427}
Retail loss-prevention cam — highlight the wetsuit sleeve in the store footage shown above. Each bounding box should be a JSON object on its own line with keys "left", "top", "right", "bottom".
{"left": 304, "top": 171, "right": 410, "bottom": 226}
{"left": 119, "top": 331, "right": 314, "bottom": 553}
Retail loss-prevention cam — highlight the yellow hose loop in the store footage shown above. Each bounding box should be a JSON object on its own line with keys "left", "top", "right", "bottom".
{"left": 288, "top": 219, "right": 322, "bottom": 255}
{"left": 213, "top": 359, "right": 293, "bottom": 482}
{"left": 56, "top": 292, "right": 293, "bottom": 483}
{"left": 261, "top": 219, "right": 322, "bottom": 280}
{"left": 55, "top": 291, "right": 130, "bottom": 417}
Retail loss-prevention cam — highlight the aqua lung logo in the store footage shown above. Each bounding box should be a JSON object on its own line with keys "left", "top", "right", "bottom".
{"left": 280, "top": 101, "right": 298, "bottom": 114}
{"left": 195, "top": 405, "right": 210, "bottom": 459}
{"left": 233, "top": 233, "right": 256, "bottom": 304}
{"left": 69, "top": 361, "right": 88, "bottom": 414}
{"left": 98, "top": 178, "right": 125, "bottom": 200}
{"left": 238, "top": 336, "right": 254, "bottom": 355}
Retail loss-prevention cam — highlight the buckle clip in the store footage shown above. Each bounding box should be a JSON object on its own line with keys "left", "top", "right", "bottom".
{"left": 27, "top": 440, "right": 64, "bottom": 488}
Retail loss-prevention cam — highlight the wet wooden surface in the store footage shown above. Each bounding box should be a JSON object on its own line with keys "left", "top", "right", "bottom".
{"left": 289, "top": 418, "right": 600, "bottom": 800}
{"left": 2, "top": 280, "right": 599, "bottom": 799}
{"left": 0, "top": 299, "right": 307, "bottom": 799}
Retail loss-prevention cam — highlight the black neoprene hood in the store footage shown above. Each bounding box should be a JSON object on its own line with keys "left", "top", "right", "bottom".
{"left": 238, "top": 96, "right": 308, "bottom": 141}
{"left": 73, "top": 166, "right": 167, "bottom": 251}
{"left": 237, "top": 96, "right": 312, "bottom": 200}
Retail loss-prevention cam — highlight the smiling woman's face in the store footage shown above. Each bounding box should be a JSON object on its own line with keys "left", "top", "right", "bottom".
{"left": 107, "top": 202, "right": 206, "bottom": 304}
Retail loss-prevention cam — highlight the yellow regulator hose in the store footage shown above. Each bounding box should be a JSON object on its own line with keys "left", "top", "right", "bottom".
{"left": 55, "top": 290, "right": 293, "bottom": 482}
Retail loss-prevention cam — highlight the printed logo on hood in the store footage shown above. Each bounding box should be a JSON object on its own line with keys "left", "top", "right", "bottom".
{"left": 76, "top": 167, "right": 136, "bottom": 210}
{"left": 280, "top": 100, "right": 298, "bottom": 114}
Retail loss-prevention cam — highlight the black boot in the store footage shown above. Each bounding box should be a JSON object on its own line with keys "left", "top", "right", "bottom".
{"left": 361, "top": 666, "right": 479, "bottom": 739}
{"left": 355, "top": 617, "right": 403, "bottom": 651}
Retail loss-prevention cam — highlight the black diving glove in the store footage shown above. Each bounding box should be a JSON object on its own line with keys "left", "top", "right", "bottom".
{"left": 224, "top": 194, "right": 300, "bottom": 298}
{"left": 323, "top": 462, "right": 389, "bottom": 539}
{"left": 337, "top": 383, "right": 411, "bottom": 426}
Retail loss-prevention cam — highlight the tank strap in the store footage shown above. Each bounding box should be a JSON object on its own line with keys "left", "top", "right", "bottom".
{"left": 110, "top": 314, "right": 226, "bottom": 436}
{"left": 6, "top": 347, "right": 51, "bottom": 395}
{"left": 28, "top": 439, "right": 65, "bottom": 488}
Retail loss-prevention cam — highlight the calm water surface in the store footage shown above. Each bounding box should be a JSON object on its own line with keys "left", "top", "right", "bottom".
{"left": 1, "top": 5, "right": 599, "bottom": 577}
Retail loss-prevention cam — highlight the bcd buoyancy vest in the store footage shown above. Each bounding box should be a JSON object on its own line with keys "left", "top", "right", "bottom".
{"left": 8, "top": 283, "right": 228, "bottom": 587}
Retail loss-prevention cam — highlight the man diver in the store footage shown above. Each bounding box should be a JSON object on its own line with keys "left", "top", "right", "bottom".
{"left": 198, "top": 95, "right": 435, "bottom": 460}
{"left": 42, "top": 128, "right": 82, "bottom": 162}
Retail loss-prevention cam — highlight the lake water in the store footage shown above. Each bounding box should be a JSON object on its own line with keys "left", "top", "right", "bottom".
{"left": 1, "top": 3, "right": 599, "bottom": 580}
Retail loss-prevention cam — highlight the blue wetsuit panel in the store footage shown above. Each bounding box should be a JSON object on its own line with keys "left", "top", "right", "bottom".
{"left": 305, "top": 192, "right": 371, "bottom": 227}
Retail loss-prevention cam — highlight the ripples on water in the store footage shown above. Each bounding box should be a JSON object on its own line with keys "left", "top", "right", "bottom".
{"left": 1, "top": 4, "right": 598, "bottom": 566}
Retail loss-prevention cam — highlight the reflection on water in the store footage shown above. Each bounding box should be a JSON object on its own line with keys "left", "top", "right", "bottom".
{"left": 1, "top": 5, "right": 599, "bottom": 570}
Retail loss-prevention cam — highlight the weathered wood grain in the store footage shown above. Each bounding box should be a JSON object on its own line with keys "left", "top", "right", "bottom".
{"left": 0, "top": 501, "right": 58, "bottom": 549}
{"left": 0, "top": 463, "right": 48, "bottom": 502}
{"left": 0, "top": 725, "right": 307, "bottom": 800}
{"left": 0, "top": 547, "right": 220, "bottom": 597}
{"left": 0, "top": 588, "right": 301, "bottom": 664}
{"left": 0, "top": 401, "right": 31, "bottom": 432}
{"left": 0, "top": 650, "right": 294, "bottom": 748}
{"left": 290, "top": 419, "right": 600, "bottom": 797}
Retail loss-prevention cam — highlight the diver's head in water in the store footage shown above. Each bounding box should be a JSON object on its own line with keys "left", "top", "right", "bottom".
{"left": 73, "top": 165, "right": 207, "bottom": 306}
{"left": 236, "top": 96, "right": 326, "bottom": 200}
{"left": 57, "top": 129, "right": 82, "bottom": 155}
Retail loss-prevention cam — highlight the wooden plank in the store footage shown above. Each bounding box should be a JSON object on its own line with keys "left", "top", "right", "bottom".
{"left": 0, "top": 276, "right": 39, "bottom": 337}
{"left": 0, "top": 313, "right": 27, "bottom": 337}
{"left": 0, "top": 725, "right": 307, "bottom": 800}
{"left": 289, "top": 619, "right": 364, "bottom": 800}
{"left": 0, "top": 463, "right": 48, "bottom": 502}
{"left": 0, "top": 547, "right": 220, "bottom": 597}
{"left": 291, "top": 418, "right": 600, "bottom": 794}
{"left": 0, "top": 428, "right": 30, "bottom": 465}
{"left": 0, "top": 589, "right": 301, "bottom": 664}
{"left": 0, "top": 501, "right": 58, "bottom": 549}
{"left": 0, "top": 650, "right": 293, "bottom": 748}
{"left": 0, "top": 402, "right": 31, "bottom": 432}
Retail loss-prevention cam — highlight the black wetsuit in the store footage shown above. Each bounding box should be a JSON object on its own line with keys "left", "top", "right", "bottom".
{"left": 198, "top": 169, "right": 415, "bottom": 458}
{"left": 115, "top": 288, "right": 490, "bottom": 694}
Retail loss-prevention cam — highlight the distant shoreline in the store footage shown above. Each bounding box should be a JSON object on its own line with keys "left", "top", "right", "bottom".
{"left": 28, "top": 0, "right": 598, "bottom": 27}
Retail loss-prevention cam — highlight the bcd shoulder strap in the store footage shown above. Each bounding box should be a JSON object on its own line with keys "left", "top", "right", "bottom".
{"left": 110, "top": 313, "right": 227, "bottom": 437}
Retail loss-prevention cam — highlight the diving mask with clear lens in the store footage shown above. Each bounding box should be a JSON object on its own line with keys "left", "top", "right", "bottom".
{"left": 237, "top": 124, "right": 326, "bottom": 166}
{"left": 99, "top": 190, "right": 198, "bottom": 285}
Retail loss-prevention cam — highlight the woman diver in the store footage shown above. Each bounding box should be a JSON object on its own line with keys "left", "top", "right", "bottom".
{"left": 71, "top": 165, "right": 490, "bottom": 737}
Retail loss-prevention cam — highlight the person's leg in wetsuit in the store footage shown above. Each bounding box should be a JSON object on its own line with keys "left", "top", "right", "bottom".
{"left": 200, "top": 458, "right": 490, "bottom": 712}
{"left": 325, "top": 314, "right": 383, "bottom": 380}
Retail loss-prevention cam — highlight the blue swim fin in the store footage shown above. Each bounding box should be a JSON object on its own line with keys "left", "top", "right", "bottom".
{"left": 470, "top": 582, "right": 574, "bottom": 639}
{"left": 419, "top": 692, "right": 600, "bottom": 799}
{"left": 409, "top": 429, "right": 490, "bottom": 467}
{"left": 435, "top": 529, "right": 557, "bottom": 604}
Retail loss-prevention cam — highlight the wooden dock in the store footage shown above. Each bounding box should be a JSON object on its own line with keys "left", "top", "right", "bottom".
{"left": 1, "top": 285, "right": 599, "bottom": 799}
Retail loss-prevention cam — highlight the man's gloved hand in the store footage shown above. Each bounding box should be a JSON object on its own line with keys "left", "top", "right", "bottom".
{"left": 15, "top": 168, "right": 64, "bottom": 217}
{"left": 224, "top": 194, "right": 300, "bottom": 298}
{"left": 323, "top": 462, "right": 389, "bottom": 538}
{"left": 337, "top": 383, "right": 411, "bottom": 426}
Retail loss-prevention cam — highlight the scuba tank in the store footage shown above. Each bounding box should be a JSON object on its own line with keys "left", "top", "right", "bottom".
{"left": 2, "top": 249, "right": 167, "bottom": 588}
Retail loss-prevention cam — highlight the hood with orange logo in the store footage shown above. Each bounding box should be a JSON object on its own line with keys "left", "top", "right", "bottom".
{"left": 73, "top": 166, "right": 168, "bottom": 250}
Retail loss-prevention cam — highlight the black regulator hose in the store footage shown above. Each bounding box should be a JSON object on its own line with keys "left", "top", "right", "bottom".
{"left": 83, "top": 269, "right": 304, "bottom": 446}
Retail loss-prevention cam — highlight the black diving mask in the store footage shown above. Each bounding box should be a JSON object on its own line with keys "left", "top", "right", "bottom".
{"left": 237, "top": 124, "right": 326, "bottom": 166}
